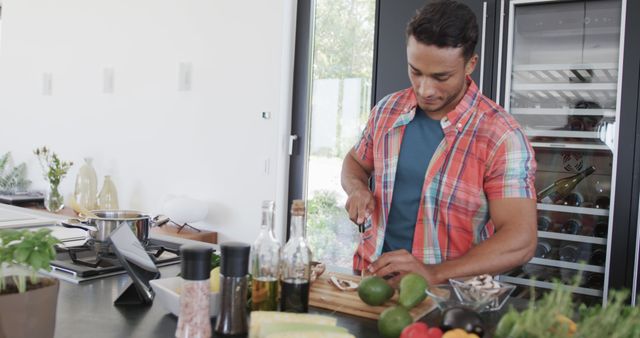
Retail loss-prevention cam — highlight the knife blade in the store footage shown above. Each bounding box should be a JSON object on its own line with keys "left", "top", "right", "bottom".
{"left": 358, "top": 223, "right": 365, "bottom": 278}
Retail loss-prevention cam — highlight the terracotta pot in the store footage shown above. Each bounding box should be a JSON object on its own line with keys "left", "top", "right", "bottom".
{"left": 0, "top": 277, "right": 59, "bottom": 338}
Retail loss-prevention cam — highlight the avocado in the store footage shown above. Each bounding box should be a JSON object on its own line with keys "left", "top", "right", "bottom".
{"left": 358, "top": 276, "right": 394, "bottom": 306}
{"left": 398, "top": 273, "right": 428, "bottom": 309}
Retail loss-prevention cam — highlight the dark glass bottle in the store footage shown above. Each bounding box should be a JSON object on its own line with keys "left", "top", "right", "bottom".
{"left": 589, "top": 248, "right": 606, "bottom": 266}
{"left": 534, "top": 239, "right": 552, "bottom": 259}
{"left": 594, "top": 196, "right": 610, "bottom": 209}
{"left": 583, "top": 273, "right": 605, "bottom": 289}
{"left": 562, "top": 192, "right": 584, "bottom": 207}
{"left": 560, "top": 219, "right": 583, "bottom": 235}
{"left": 559, "top": 243, "right": 581, "bottom": 263}
{"left": 280, "top": 200, "right": 312, "bottom": 313}
{"left": 537, "top": 216, "right": 552, "bottom": 232}
{"left": 592, "top": 221, "right": 608, "bottom": 238}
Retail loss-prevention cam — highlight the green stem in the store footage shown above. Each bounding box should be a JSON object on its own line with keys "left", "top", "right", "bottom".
{"left": 17, "top": 274, "right": 26, "bottom": 293}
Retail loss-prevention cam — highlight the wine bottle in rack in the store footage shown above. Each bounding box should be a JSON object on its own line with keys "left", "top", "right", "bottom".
{"left": 583, "top": 272, "right": 604, "bottom": 289}
{"left": 562, "top": 192, "right": 584, "bottom": 207}
{"left": 534, "top": 239, "right": 552, "bottom": 259}
{"left": 559, "top": 243, "right": 581, "bottom": 263}
{"left": 537, "top": 166, "right": 596, "bottom": 204}
{"left": 589, "top": 248, "right": 606, "bottom": 266}
{"left": 592, "top": 221, "right": 608, "bottom": 238}
{"left": 560, "top": 219, "right": 583, "bottom": 235}
{"left": 537, "top": 216, "right": 552, "bottom": 232}
{"left": 594, "top": 195, "right": 610, "bottom": 209}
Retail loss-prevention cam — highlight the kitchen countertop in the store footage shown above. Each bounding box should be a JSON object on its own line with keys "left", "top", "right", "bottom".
{"left": 54, "top": 262, "right": 524, "bottom": 338}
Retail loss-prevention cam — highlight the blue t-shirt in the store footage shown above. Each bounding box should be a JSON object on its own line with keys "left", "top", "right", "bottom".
{"left": 383, "top": 107, "right": 445, "bottom": 253}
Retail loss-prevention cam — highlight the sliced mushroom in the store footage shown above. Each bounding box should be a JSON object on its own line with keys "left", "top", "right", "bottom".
{"left": 310, "top": 262, "right": 326, "bottom": 282}
{"left": 328, "top": 275, "right": 359, "bottom": 291}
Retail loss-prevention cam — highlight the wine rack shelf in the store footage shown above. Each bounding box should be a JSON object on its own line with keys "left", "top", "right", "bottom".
{"left": 512, "top": 63, "right": 618, "bottom": 82}
{"left": 524, "top": 129, "right": 600, "bottom": 139}
{"left": 529, "top": 257, "right": 604, "bottom": 273}
{"left": 499, "top": 276, "right": 603, "bottom": 297}
{"left": 530, "top": 142, "right": 611, "bottom": 151}
{"left": 537, "top": 231, "right": 607, "bottom": 245}
{"left": 536, "top": 203, "right": 610, "bottom": 216}
{"left": 511, "top": 108, "right": 615, "bottom": 117}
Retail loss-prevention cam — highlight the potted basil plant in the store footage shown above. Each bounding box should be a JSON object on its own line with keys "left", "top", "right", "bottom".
{"left": 0, "top": 228, "right": 60, "bottom": 338}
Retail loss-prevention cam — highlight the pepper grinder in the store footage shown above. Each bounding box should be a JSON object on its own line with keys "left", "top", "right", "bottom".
{"left": 214, "top": 242, "right": 250, "bottom": 336}
{"left": 176, "top": 245, "right": 213, "bottom": 338}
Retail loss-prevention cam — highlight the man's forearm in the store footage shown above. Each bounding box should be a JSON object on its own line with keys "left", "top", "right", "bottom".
{"left": 428, "top": 225, "right": 536, "bottom": 283}
{"left": 341, "top": 152, "right": 372, "bottom": 195}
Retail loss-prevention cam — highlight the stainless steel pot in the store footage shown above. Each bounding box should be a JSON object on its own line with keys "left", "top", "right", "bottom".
{"left": 62, "top": 210, "right": 169, "bottom": 243}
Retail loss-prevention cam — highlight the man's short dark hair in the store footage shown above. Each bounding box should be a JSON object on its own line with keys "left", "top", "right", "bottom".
{"left": 406, "top": 0, "right": 478, "bottom": 61}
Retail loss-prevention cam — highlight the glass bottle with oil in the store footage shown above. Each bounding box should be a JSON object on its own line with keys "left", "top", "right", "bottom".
{"left": 280, "top": 200, "right": 312, "bottom": 312}
{"left": 250, "top": 200, "right": 281, "bottom": 311}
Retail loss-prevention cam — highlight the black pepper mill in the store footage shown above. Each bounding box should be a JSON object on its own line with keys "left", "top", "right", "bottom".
{"left": 214, "top": 242, "right": 250, "bottom": 336}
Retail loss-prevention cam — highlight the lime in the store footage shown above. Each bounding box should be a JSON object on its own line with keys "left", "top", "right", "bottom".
{"left": 358, "top": 276, "right": 394, "bottom": 306}
{"left": 378, "top": 306, "right": 413, "bottom": 338}
{"left": 209, "top": 266, "right": 220, "bottom": 292}
{"left": 398, "top": 273, "right": 428, "bottom": 309}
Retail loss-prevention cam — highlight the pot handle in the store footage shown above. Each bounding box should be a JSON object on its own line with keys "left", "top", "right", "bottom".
{"left": 60, "top": 219, "right": 98, "bottom": 232}
{"left": 151, "top": 214, "right": 171, "bottom": 227}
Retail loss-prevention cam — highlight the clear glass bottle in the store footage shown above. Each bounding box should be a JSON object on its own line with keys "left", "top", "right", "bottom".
{"left": 176, "top": 245, "right": 212, "bottom": 338}
{"left": 537, "top": 166, "right": 596, "bottom": 204}
{"left": 73, "top": 158, "right": 97, "bottom": 211}
{"left": 280, "top": 200, "right": 312, "bottom": 313}
{"left": 97, "top": 175, "right": 119, "bottom": 210}
{"left": 250, "top": 200, "right": 280, "bottom": 311}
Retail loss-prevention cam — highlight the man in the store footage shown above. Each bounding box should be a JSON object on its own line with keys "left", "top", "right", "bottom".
{"left": 341, "top": 0, "right": 537, "bottom": 286}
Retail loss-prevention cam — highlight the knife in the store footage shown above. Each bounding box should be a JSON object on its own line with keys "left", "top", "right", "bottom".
{"left": 358, "top": 223, "right": 365, "bottom": 278}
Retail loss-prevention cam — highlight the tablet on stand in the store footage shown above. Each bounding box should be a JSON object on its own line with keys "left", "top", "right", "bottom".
{"left": 109, "top": 223, "right": 161, "bottom": 306}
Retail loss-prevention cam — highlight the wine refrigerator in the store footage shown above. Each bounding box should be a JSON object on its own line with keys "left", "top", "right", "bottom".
{"left": 496, "top": 0, "right": 629, "bottom": 305}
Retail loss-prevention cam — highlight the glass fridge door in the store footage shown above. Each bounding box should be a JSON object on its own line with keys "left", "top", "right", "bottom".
{"left": 500, "top": 0, "right": 624, "bottom": 305}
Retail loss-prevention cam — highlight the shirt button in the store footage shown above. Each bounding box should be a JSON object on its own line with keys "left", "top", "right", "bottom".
{"left": 457, "top": 123, "right": 463, "bottom": 130}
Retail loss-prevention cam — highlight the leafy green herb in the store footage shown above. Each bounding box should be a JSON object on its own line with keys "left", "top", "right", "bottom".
{"left": 0, "top": 228, "right": 60, "bottom": 293}
{"left": 211, "top": 251, "right": 220, "bottom": 269}
{"left": 495, "top": 280, "right": 640, "bottom": 338}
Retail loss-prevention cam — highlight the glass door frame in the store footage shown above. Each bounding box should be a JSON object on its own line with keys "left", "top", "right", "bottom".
{"left": 288, "top": 0, "right": 315, "bottom": 241}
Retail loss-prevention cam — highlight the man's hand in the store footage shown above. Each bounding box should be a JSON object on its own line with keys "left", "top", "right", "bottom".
{"left": 368, "top": 249, "right": 439, "bottom": 287}
{"left": 341, "top": 149, "right": 375, "bottom": 225}
{"left": 345, "top": 188, "right": 375, "bottom": 225}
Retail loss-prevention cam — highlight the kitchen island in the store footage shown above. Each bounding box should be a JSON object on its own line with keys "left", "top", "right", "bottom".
{"left": 54, "top": 261, "right": 521, "bottom": 338}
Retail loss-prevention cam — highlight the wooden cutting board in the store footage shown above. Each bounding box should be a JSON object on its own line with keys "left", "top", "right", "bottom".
{"left": 309, "top": 272, "right": 437, "bottom": 320}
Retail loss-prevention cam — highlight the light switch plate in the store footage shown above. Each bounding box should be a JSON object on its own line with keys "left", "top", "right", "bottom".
{"left": 178, "top": 62, "right": 192, "bottom": 91}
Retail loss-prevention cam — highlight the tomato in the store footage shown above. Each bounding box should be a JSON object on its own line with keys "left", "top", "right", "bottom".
{"left": 426, "top": 327, "right": 444, "bottom": 338}
{"left": 400, "top": 322, "right": 429, "bottom": 338}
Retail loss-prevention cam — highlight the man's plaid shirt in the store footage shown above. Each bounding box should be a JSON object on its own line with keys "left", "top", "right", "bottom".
{"left": 353, "top": 77, "right": 536, "bottom": 270}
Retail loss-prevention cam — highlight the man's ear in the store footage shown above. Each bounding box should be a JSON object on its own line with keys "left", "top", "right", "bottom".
{"left": 465, "top": 54, "right": 478, "bottom": 76}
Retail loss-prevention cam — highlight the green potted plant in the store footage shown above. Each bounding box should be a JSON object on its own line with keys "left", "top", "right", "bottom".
{"left": 34, "top": 146, "right": 73, "bottom": 213}
{"left": 0, "top": 228, "right": 60, "bottom": 338}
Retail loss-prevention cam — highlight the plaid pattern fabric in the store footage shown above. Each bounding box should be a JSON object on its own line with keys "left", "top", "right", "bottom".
{"left": 352, "top": 77, "right": 536, "bottom": 270}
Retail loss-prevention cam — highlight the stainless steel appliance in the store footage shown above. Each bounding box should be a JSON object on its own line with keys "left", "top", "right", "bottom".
{"left": 498, "top": 0, "right": 626, "bottom": 304}
{"left": 47, "top": 237, "right": 180, "bottom": 283}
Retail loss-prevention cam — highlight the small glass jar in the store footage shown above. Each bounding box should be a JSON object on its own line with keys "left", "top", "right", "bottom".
{"left": 176, "top": 245, "right": 213, "bottom": 338}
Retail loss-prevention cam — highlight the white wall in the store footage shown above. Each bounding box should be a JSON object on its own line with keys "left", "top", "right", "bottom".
{"left": 0, "top": 0, "right": 297, "bottom": 244}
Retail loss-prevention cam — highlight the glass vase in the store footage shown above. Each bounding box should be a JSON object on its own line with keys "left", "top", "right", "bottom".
{"left": 45, "top": 183, "right": 64, "bottom": 212}
{"left": 97, "top": 175, "right": 119, "bottom": 210}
